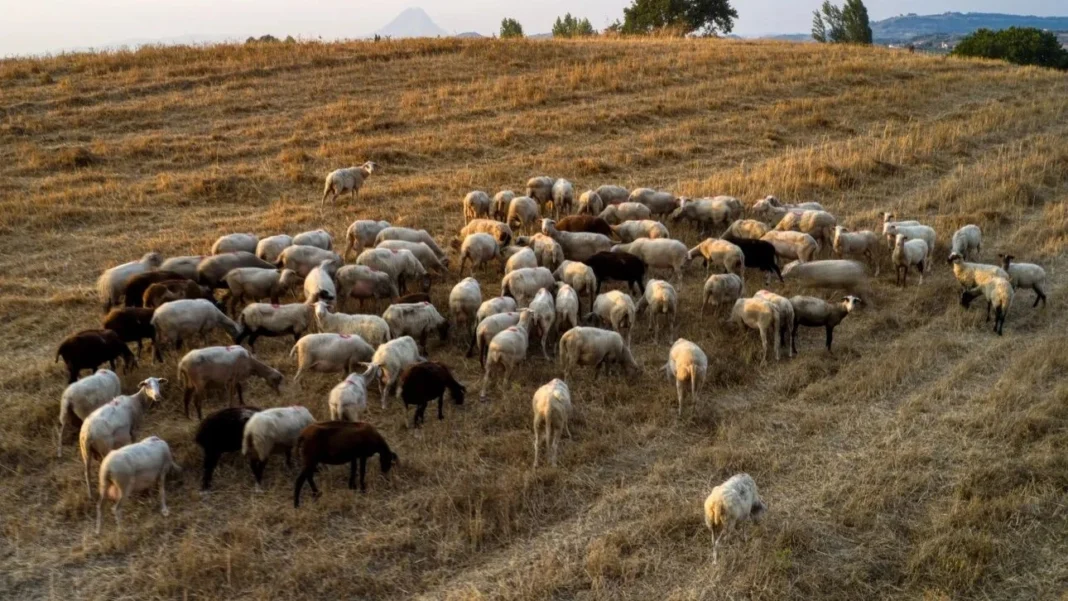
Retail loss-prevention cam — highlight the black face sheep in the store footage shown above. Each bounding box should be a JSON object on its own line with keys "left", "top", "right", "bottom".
{"left": 704, "top": 473, "right": 766, "bottom": 563}
{"left": 582, "top": 251, "right": 646, "bottom": 296}
{"left": 102, "top": 307, "right": 156, "bottom": 357}
{"left": 1000, "top": 254, "right": 1048, "bottom": 308}
{"left": 95, "top": 436, "right": 179, "bottom": 534}
{"left": 195, "top": 406, "right": 261, "bottom": 491}
{"left": 293, "top": 421, "right": 398, "bottom": 507}
{"left": 719, "top": 234, "right": 783, "bottom": 284}
{"left": 960, "top": 277, "right": 1015, "bottom": 336}
{"left": 397, "top": 361, "right": 466, "bottom": 429}
{"left": 56, "top": 329, "right": 137, "bottom": 384}
{"left": 789, "top": 295, "right": 862, "bottom": 354}
{"left": 122, "top": 270, "right": 190, "bottom": 307}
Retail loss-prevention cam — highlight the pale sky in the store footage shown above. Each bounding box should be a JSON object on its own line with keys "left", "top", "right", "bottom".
{"left": 2, "top": 0, "right": 1065, "bottom": 56}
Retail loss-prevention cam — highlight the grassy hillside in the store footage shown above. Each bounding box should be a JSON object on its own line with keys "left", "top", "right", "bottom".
{"left": 1, "top": 38, "right": 1067, "bottom": 600}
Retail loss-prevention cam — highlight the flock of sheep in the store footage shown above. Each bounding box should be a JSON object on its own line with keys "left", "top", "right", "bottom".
{"left": 52, "top": 164, "right": 1050, "bottom": 562}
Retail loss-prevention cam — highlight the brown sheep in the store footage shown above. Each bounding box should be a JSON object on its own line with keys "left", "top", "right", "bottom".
{"left": 122, "top": 270, "right": 190, "bottom": 307}
{"left": 143, "top": 279, "right": 218, "bottom": 309}
{"left": 556, "top": 215, "right": 613, "bottom": 238}
{"left": 56, "top": 329, "right": 137, "bottom": 384}
{"left": 293, "top": 422, "right": 398, "bottom": 507}
{"left": 102, "top": 308, "right": 156, "bottom": 357}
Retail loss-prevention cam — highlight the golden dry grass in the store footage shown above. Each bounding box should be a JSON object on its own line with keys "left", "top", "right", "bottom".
{"left": 2, "top": 38, "right": 1068, "bottom": 600}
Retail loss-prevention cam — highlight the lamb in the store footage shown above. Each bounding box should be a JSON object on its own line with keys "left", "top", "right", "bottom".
{"left": 314, "top": 301, "right": 390, "bottom": 346}
{"left": 197, "top": 252, "right": 276, "bottom": 289}
{"left": 555, "top": 284, "right": 580, "bottom": 334}
{"left": 961, "top": 277, "right": 1015, "bottom": 336}
{"left": 728, "top": 298, "right": 781, "bottom": 365}
{"left": 293, "top": 422, "right": 397, "bottom": 507}
{"left": 610, "top": 238, "right": 689, "bottom": 283}
{"left": 501, "top": 266, "right": 556, "bottom": 307}
{"left": 1000, "top": 254, "right": 1048, "bottom": 308}
{"left": 102, "top": 307, "right": 156, "bottom": 357}
{"left": 704, "top": 473, "right": 766, "bottom": 563}
{"left": 754, "top": 290, "right": 796, "bottom": 358}
{"left": 56, "top": 369, "right": 121, "bottom": 458}
{"left": 662, "top": 339, "right": 708, "bottom": 415}
{"left": 143, "top": 279, "right": 218, "bottom": 310}
{"left": 335, "top": 265, "right": 399, "bottom": 311}
{"left": 56, "top": 329, "right": 136, "bottom": 384}
{"left": 947, "top": 253, "right": 1009, "bottom": 290}
{"left": 554, "top": 259, "right": 598, "bottom": 312}
{"left": 96, "top": 252, "right": 164, "bottom": 311}
{"left": 382, "top": 302, "right": 449, "bottom": 353}
{"left": 292, "top": 229, "right": 334, "bottom": 251}
{"left": 303, "top": 259, "right": 338, "bottom": 305}
{"left": 670, "top": 197, "right": 733, "bottom": 236}
{"left": 376, "top": 240, "right": 449, "bottom": 275}
{"left": 212, "top": 233, "right": 258, "bottom": 255}
{"left": 775, "top": 209, "right": 837, "bottom": 253}
{"left": 688, "top": 238, "right": 744, "bottom": 276}
{"left": 525, "top": 176, "right": 556, "bottom": 214}
{"left": 223, "top": 267, "right": 302, "bottom": 314}
{"left": 159, "top": 255, "right": 204, "bottom": 281}
{"left": 789, "top": 295, "right": 861, "bottom": 354}
{"left": 322, "top": 161, "right": 377, "bottom": 206}
{"left": 196, "top": 406, "right": 261, "bottom": 490}
{"left": 469, "top": 311, "right": 524, "bottom": 366}
{"left": 761, "top": 230, "right": 820, "bottom": 264}
{"left": 492, "top": 190, "right": 517, "bottom": 221}
{"left": 585, "top": 290, "right": 637, "bottom": 348}
{"left": 355, "top": 248, "right": 430, "bottom": 294}
{"left": 558, "top": 327, "right": 639, "bottom": 380}
{"left": 122, "top": 270, "right": 190, "bottom": 308}
{"left": 702, "top": 273, "right": 744, "bottom": 314}
{"left": 398, "top": 361, "right": 466, "bottom": 428}
{"left": 724, "top": 219, "right": 770, "bottom": 240}
{"left": 507, "top": 196, "right": 541, "bottom": 235}
{"left": 832, "top": 226, "right": 881, "bottom": 275}
{"left": 480, "top": 310, "right": 534, "bottom": 400}
{"left": 583, "top": 251, "right": 646, "bottom": 295}
{"left": 290, "top": 333, "right": 375, "bottom": 383}
{"left": 552, "top": 179, "right": 575, "bottom": 218}
{"left": 577, "top": 190, "right": 604, "bottom": 216}
{"left": 527, "top": 288, "right": 557, "bottom": 360}
{"left": 611, "top": 219, "right": 670, "bottom": 243}
{"left": 459, "top": 219, "right": 513, "bottom": 246}
{"left": 370, "top": 335, "right": 425, "bottom": 401}
{"left": 235, "top": 302, "right": 313, "bottom": 350}
{"left": 95, "top": 436, "right": 179, "bottom": 534}
{"left": 242, "top": 405, "right": 315, "bottom": 491}
{"left": 151, "top": 299, "right": 243, "bottom": 361}
{"left": 629, "top": 188, "right": 679, "bottom": 217}
{"left": 255, "top": 234, "right": 293, "bottom": 263}
{"left": 531, "top": 378, "right": 573, "bottom": 468}
{"left": 599, "top": 202, "right": 652, "bottom": 225}
{"left": 504, "top": 246, "right": 538, "bottom": 274}
{"left": 344, "top": 220, "right": 391, "bottom": 258}
{"left": 277, "top": 245, "right": 343, "bottom": 279}
{"left": 594, "top": 184, "right": 630, "bottom": 206}
{"left": 449, "top": 277, "right": 482, "bottom": 344}
{"left": 555, "top": 215, "right": 614, "bottom": 237}
{"left": 883, "top": 223, "right": 935, "bottom": 268}
{"left": 79, "top": 377, "right": 165, "bottom": 497}
{"left": 178, "top": 345, "right": 283, "bottom": 420}
{"left": 328, "top": 364, "right": 379, "bottom": 422}
{"left": 463, "top": 190, "right": 492, "bottom": 223}
{"left": 892, "top": 234, "right": 929, "bottom": 286}
{"left": 781, "top": 260, "right": 873, "bottom": 304}
{"left": 636, "top": 279, "right": 678, "bottom": 341}
{"left": 457, "top": 233, "right": 503, "bottom": 275}
{"left": 542, "top": 218, "right": 614, "bottom": 262}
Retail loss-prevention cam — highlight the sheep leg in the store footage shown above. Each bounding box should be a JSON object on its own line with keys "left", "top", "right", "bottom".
{"left": 676, "top": 379, "right": 684, "bottom": 416}
{"left": 202, "top": 451, "right": 220, "bottom": 491}
{"left": 532, "top": 426, "right": 541, "bottom": 468}
{"left": 183, "top": 388, "right": 194, "bottom": 419}
{"left": 112, "top": 489, "right": 125, "bottom": 529}
{"left": 358, "top": 457, "right": 367, "bottom": 492}
{"left": 83, "top": 455, "right": 94, "bottom": 499}
{"left": 236, "top": 383, "right": 245, "bottom": 406}
{"left": 541, "top": 332, "right": 550, "bottom": 361}
{"left": 284, "top": 448, "right": 293, "bottom": 468}
{"left": 349, "top": 461, "right": 359, "bottom": 489}
{"left": 1034, "top": 287, "right": 1046, "bottom": 308}
{"left": 250, "top": 458, "right": 267, "bottom": 492}
{"left": 985, "top": 300, "right": 993, "bottom": 322}
{"left": 759, "top": 328, "right": 770, "bottom": 366}
{"left": 825, "top": 326, "right": 834, "bottom": 353}
{"left": 293, "top": 470, "right": 310, "bottom": 507}
{"left": 158, "top": 472, "right": 169, "bottom": 517}
{"left": 95, "top": 493, "right": 106, "bottom": 535}
{"left": 437, "top": 395, "right": 445, "bottom": 421}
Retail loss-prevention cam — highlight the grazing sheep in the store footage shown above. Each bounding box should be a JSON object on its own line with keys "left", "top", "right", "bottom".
{"left": 223, "top": 268, "right": 302, "bottom": 314}
{"left": 313, "top": 301, "right": 390, "bottom": 347}
{"left": 724, "top": 219, "right": 770, "bottom": 240}
{"left": 515, "top": 233, "right": 566, "bottom": 271}
{"left": 212, "top": 233, "right": 258, "bottom": 255}
{"left": 178, "top": 346, "right": 283, "bottom": 420}
{"left": 449, "top": 277, "right": 482, "bottom": 344}
{"left": 636, "top": 279, "right": 678, "bottom": 341}
{"left": 704, "top": 473, "right": 766, "bottom": 563}
{"left": 242, "top": 406, "right": 315, "bottom": 491}
{"left": 235, "top": 302, "right": 313, "bottom": 350}
{"left": 292, "top": 229, "right": 333, "bottom": 251}
{"left": 948, "top": 225, "right": 982, "bottom": 261}
{"left": 151, "top": 299, "right": 242, "bottom": 361}
{"left": 761, "top": 195, "right": 823, "bottom": 211}
{"left": 789, "top": 295, "right": 862, "bottom": 354}
{"left": 527, "top": 288, "right": 557, "bottom": 360}
{"left": 79, "top": 377, "right": 165, "bottom": 497}
{"left": 507, "top": 196, "right": 541, "bottom": 235}
{"left": 56, "top": 369, "right": 121, "bottom": 458}
{"left": 122, "top": 270, "right": 190, "bottom": 308}
{"left": 504, "top": 246, "right": 539, "bottom": 274}
{"left": 552, "top": 179, "right": 575, "bottom": 218}
{"left": 277, "top": 245, "right": 342, "bottom": 279}
{"left": 585, "top": 290, "right": 637, "bottom": 349}
{"left": 961, "top": 277, "right": 1015, "bottom": 336}
{"left": 372, "top": 227, "right": 447, "bottom": 260}
{"left": 629, "top": 188, "right": 679, "bottom": 218}
{"left": 729, "top": 298, "right": 781, "bottom": 365}
{"left": 293, "top": 422, "right": 397, "bottom": 507}
{"left": 344, "top": 220, "right": 391, "bottom": 259}
{"left": 702, "top": 273, "right": 744, "bottom": 314}
{"left": 599, "top": 202, "right": 652, "bottom": 225}
{"left": 611, "top": 219, "right": 670, "bottom": 243}
{"left": 143, "top": 279, "right": 218, "bottom": 310}
{"left": 335, "top": 265, "right": 399, "bottom": 311}
{"left": 56, "top": 329, "right": 136, "bottom": 384}
{"left": 469, "top": 311, "right": 524, "bottom": 366}
{"left": 492, "top": 190, "right": 517, "bottom": 221}
{"left": 255, "top": 234, "right": 293, "bottom": 264}
{"left": 775, "top": 210, "right": 837, "bottom": 253}
{"left": 558, "top": 327, "right": 639, "bottom": 380}
{"left": 542, "top": 218, "right": 616, "bottom": 263}
{"left": 577, "top": 190, "right": 604, "bottom": 216}
{"left": 999, "top": 254, "right": 1047, "bottom": 308}
{"left": 370, "top": 336, "right": 425, "bottom": 401}
{"left": 892, "top": 234, "right": 929, "bottom": 286}
{"left": 531, "top": 378, "right": 572, "bottom": 468}
{"left": 382, "top": 302, "right": 449, "bottom": 353}
{"left": 555, "top": 284, "right": 580, "bottom": 334}
{"left": 595, "top": 185, "right": 630, "bottom": 206}
{"left": 96, "top": 252, "right": 164, "bottom": 311}
{"left": 662, "top": 339, "right": 707, "bottom": 415}
{"left": 398, "top": 361, "right": 465, "bottom": 428}
{"left": 754, "top": 290, "right": 796, "bottom": 359}
{"left": 322, "top": 161, "right": 377, "bottom": 206}
{"left": 459, "top": 219, "right": 514, "bottom": 246}
{"left": 476, "top": 296, "right": 519, "bottom": 324}
{"left": 377, "top": 240, "right": 449, "bottom": 275}
{"left": 328, "top": 364, "right": 379, "bottom": 422}
{"left": 947, "top": 253, "right": 1009, "bottom": 291}
{"left": 880, "top": 214, "right": 922, "bottom": 250}
{"left": 583, "top": 251, "right": 646, "bottom": 295}
{"left": 102, "top": 308, "right": 156, "bottom": 357}
{"left": 670, "top": 197, "right": 733, "bottom": 236}
{"left": 480, "top": 310, "right": 534, "bottom": 399}
{"left": 761, "top": 230, "right": 820, "bottom": 264}
{"left": 196, "top": 406, "right": 261, "bottom": 490}
{"left": 457, "top": 232, "right": 504, "bottom": 275}
{"left": 555, "top": 215, "right": 614, "bottom": 237}
{"left": 290, "top": 333, "right": 375, "bottom": 383}
{"left": 501, "top": 266, "right": 556, "bottom": 307}
{"left": 397, "top": 292, "right": 431, "bottom": 304}
{"left": 525, "top": 176, "right": 555, "bottom": 214}
{"left": 611, "top": 238, "right": 689, "bottom": 284}
{"left": 303, "top": 259, "right": 338, "bottom": 305}
{"left": 95, "top": 436, "right": 178, "bottom": 534}
{"left": 159, "top": 255, "right": 204, "bottom": 281}
{"left": 553, "top": 260, "right": 597, "bottom": 311}
{"left": 197, "top": 252, "right": 276, "bottom": 289}
{"left": 356, "top": 248, "right": 430, "bottom": 294}
{"left": 689, "top": 238, "right": 744, "bottom": 276}
{"left": 781, "top": 260, "right": 873, "bottom": 305}
{"left": 832, "top": 226, "right": 881, "bottom": 276}
{"left": 883, "top": 223, "right": 935, "bottom": 268}
{"left": 719, "top": 235, "right": 782, "bottom": 284}
{"left": 463, "top": 191, "right": 492, "bottom": 223}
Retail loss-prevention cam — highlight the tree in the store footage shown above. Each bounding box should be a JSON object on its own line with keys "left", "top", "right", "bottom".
{"left": 952, "top": 27, "right": 1068, "bottom": 70}
{"left": 553, "top": 13, "right": 596, "bottom": 38}
{"left": 812, "top": 0, "right": 871, "bottom": 44}
{"left": 500, "top": 18, "right": 524, "bottom": 39}
{"left": 618, "top": 0, "right": 737, "bottom": 36}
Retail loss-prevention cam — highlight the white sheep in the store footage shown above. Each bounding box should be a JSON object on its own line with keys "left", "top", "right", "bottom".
{"left": 781, "top": 260, "right": 874, "bottom": 305}
{"left": 56, "top": 369, "right": 121, "bottom": 458}
{"left": 516, "top": 233, "right": 565, "bottom": 271}
{"left": 527, "top": 287, "right": 556, "bottom": 360}
{"left": 762, "top": 195, "right": 822, "bottom": 211}
{"left": 177, "top": 345, "right": 283, "bottom": 419}
{"left": 629, "top": 188, "right": 679, "bottom": 217}
{"left": 313, "top": 301, "right": 391, "bottom": 347}
{"left": 832, "top": 226, "right": 881, "bottom": 276}
{"left": 95, "top": 436, "right": 179, "bottom": 534}
{"left": 704, "top": 473, "right": 766, "bottom": 563}
{"left": 476, "top": 296, "right": 519, "bottom": 324}
{"left": 335, "top": 265, "right": 399, "bottom": 310}
{"left": 611, "top": 238, "right": 689, "bottom": 283}
{"left": 492, "top": 190, "right": 517, "bottom": 222}
{"left": 724, "top": 219, "right": 770, "bottom": 240}
{"left": 702, "top": 273, "right": 744, "bottom": 314}
{"left": 689, "top": 238, "right": 744, "bottom": 276}
{"left": 611, "top": 219, "right": 670, "bottom": 243}
{"left": 947, "top": 253, "right": 1009, "bottom": 290}
{"left": 555, "top": 284, "right": 580, "bottom": 333}
{"left": 531, "top": 378, "right": 573, "bottom": 468}
{"left": 469, "top": 310, "right": 524, "bottom": 366}
{"left": 376, "top": 240, "right": 449, "bottom": 276}
{"left": 292, "top": 229, "right": 333, "bottom": 251}
{"left": 463, "top": 190, "right": 492, "bottom": 223}
{"left": 449, "top": 277, "right": 482, "bottom": 343}
{"left": 373, "top": 226, "right": 447, "bottom": 259}
{"left": 884, "top": 223, "right": 935, "bottom": 268}
{"left": 79, "top": 377, "right": 165, "bottom": 497}
{"left": 459, "top": 219, "right": 514, "bottom": 246}
{"left": 761, "top": 230, "right": 820, "bottom": 263}
{"left": 594, "top": 185, "right": 630, "bottom": 206}
{"left": 256, "top": 234, "right": 293, "bottom": 263}
{"left": 880, "top": 214, "right": 921, "bottom": 249}
{"left": 158, "top": 255, "right": 203, "bottom": 281}
{"left": 577, "top": 190, "right": 604, "bottom": 216}
{"left": 236, "top": 302, "right": 314, "bottom": 350}
{"left": 507, "top": 196, "right": 541, "bottom": 235}
{"left": 789, "top": 295, "right": 862, "bottom": 354}
{"left": 501, "top": 266, "right": 557, "bottom": 307}
{"left": 775, "top": 209, "right": 837, "bottom": 253}
{"left": 558, "top": 327, "right": 639, "bottom": 380}
{"left": 948, "top": 224, "right": 982, "bottom": 261}
{"left": 662, "top": 338, "right": 708, "bottom": 415}
{"left": 892, "top": 234, "right": 929, "bottom": 286}
{"left": 585, "top": 290, "right": 637, "bottom": 348}
{"left": 670, "top": 197, "right": 733, "bottom": 236}
{"left": 328, "top": 364, "right": 379, "bottom": 422}
{"left": 223, "top": 267, "right": 302, "bottom": 314}
{"left": 504, "top": 246, "right": 538, "bottom": 274}
{"left": 370, "top": 335, "right": 424, "bottom": 402}
{"left": 344, "top": 220, "right": 391, "bottom": 258}
{"left": 729, "top": 298, "right": 780, "bottom": 365}
{"left": 637, "top": 279, "right": 678, "bottom": 341}
{"left": 480, "top": 310, "right": 534, "bottom": 400}
{"left": 754, "top": 290, "right": 796, "bottom": 358}
{"left": 96, "top": 252, "right": 164, "bottom": 311}
{"left": 212, "top": 233, "right": 259, "bottom": 255}
{"left": 1000, "top": 254, "right": 1048, "bottom": 308}
{"left": 551, "top": 179, "right": 574, "bottom": 218}
{"left": 322, "top": 161, "right": 377, "bottom": 206}
{"left": 458, "top": 232, "right": 503, "bottom": 275}
{"left": 961, "top": 276, "right": 1015, "bottom": 336}
{"left": 289, "top": 333, "right": 375, "bottom": 383}
{"left": 355, "top": 247, "right": 430, "bottom": 294}
{"left": 242, "top": 406, "right": 315, "bottom": 490}
{"left": 303, "top": 259, "right": 338, "bottom": 305}
{"left": 381, "top": 302, "right": 449, "bottom": 352}
{"left": 598, "top": 202, "right": 652, "bottom": 225}
{"left": 525, "top": 176, "right": 555, "bottom": 213}
{"left": 553, "top": 260, "right": 597, "bottom": 312}
{"left": 277, "top": 245, "right": 343, "bottom": 278}
{"left": 150, "top": 299, "right": 242, "bottom": 360}
{"left": 541, "top": 219, "right": 613, "bottom": 262}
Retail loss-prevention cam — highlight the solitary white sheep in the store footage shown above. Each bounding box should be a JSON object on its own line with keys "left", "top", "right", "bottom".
{"left": 289, "top": 333, "right": 375, "bottom": 383}
{"left": 242, "top": 406, "right": 315, "bottom": 490}
{"left": 95, "top": 436, "right": 179, "bottom": 534}
{"left": 704, "top": 473, "right": 766, "bottom": 563}
{"left": 344, "top": 220, "right": 391, "bottom": 258}
{"left": 702, "top": 273, "right": 744, "bottom": 314}
{"left": 313, "top": 301, "right": 391, "bottom": 346}
{"left": 322, "top": 161, "right": 377, "bottom": 206}
{"left": 96, "top": 252, "right": 164, "bottom": 311}
{"left": 56, "top": 369, "right": 121, "bottom": 458}
{"left": 328, "top": 364, "right": 379, "bottom": 422}
{"left": 729, "top": 298, "right": 780, "bottom": 365}
{"left": 662, "top": 338, "right": 708, "bottom": 415}
{"left": 79, "top": 377, "right": 165, "bottom": 497}
{"left": 637, "top": 279, "right": 678, "bottom": 341}
{"left": 212, "top": 233, "right": 259, "bottom": 255}
{"left": 532, "top": 378, "right": 573, "bottom": 468}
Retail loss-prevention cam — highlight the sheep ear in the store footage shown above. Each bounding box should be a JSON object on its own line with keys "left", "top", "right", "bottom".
{"left": 158, "top": 378, "right": 168, "bottom": 385}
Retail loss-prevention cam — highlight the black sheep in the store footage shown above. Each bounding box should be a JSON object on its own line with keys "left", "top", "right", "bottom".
{"left": 122, "top": 270, "right": 189, "bottom": 307}
{"left": 721, "top": 235, "right": 783, "bottom": 283}
{"left": 195, "top": 406, "right": 261, "bottom": 490}
{"left": 397, "top": 361, "right": 465, "bottom": 428}
{"left": 55, "top": 329, "right": 136, "bottom": 383}
{"left": 102, "top": 307, "right": 156, "bottom": 357}
{"left": 583, "top": 251, "right": 646, "bottom": 295}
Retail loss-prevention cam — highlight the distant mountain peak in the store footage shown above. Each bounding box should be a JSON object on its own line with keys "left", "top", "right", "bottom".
{"left": 374, "top": 7, "right": 448, "bottom": 39}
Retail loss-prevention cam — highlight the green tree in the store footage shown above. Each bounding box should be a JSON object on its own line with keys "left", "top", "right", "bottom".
{"left": 500, "top": 18, "right": 525, "bottom": 39}
{"left": 553, "top": 13, "right": 596, "bottom": 38}
{"left": 952, "top": 27, "right": 1068, "bottom": 70}
{"left": 812, "top": 0, "right": 871, "bottom": 44}
{"left": 618, "top": 0, "right": 737, "bottom": 36}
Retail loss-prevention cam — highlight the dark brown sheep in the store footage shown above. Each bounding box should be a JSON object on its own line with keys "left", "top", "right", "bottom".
{"left": 556, "top": 215, "right": 613, "bottom": 238}
{"left": 293, "top": 421, "right": 397, "bottom": 507}
{"left": 143, "top": 279, "right": 218, "bottom": 309}
{"left": 102, "top": 308, "right": 156, "bottom": 357}
{"left": 195, "top": 406, "right": 261, "bottom": 490}
{"left": 396, "top": 292, "right": 431, "bottom": 304}
{"left": 583, "top": 251, "right": 647, "bottom": 295}
{"left": 397, "top": 361, "right": 465, "bottom": 428}
{"left": 123, "top": 270, "right": 189, "bottom": 307}
{"left": 55, "top": 329, "right": 136, "bottom": 383}
{"left": 721, "top": 234, "right": 783, "bottom": 282}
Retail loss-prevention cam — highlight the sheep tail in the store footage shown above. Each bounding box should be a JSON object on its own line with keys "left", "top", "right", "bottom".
{"left": 289, "top": 343, "right": 299, "bottom": 359}
{"left": 241, "top": 428, "right": 254, "bottom": 457}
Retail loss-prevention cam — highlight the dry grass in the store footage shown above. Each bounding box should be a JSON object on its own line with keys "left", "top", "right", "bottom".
{"left": 2, "top": 37, "right": 1068, "bottom": 600}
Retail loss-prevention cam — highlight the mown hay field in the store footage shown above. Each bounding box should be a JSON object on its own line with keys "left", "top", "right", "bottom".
{"left": 1, "top": 38, "right": 1067, "bottom": 600}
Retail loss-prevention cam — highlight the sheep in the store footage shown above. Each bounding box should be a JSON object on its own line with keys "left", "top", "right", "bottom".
{"left": 56, "top": 329, "right": 136, "bottom": 384}
{"left": 504, "top": 246, "right": 538, "bottom": 274}
{"left": 449, "top": 277, "right": 482, "bottom": 344}
{"left": 212, "top": 233, "right": 258, "bottom": 255}
{"left": 702, "top": 273, "right": 744, "bottom": 314}
{"left": 95, "top": 436, "right": 179, "bottom": 534}
{"left": 79, "top": 377, "right": 165, "bottom": 497}
{"left": 552, "top": 179, "right": 575, "bottom": 218}
{"left": 749, "top": 196, "right": 800, "bottom": 225}
{"left": 883, "top": 223, "right": 935, "bottom": 268}
{"left": 724, "top": 219, "right": 770, "bottom": 240}
{"left": 555, "top": 284, "right": 580, "bottom": 334}
{"left": 599, "top": 202, "right": 652, "bottom": 225}
{"left": 585, "top": 290, "right": 637, "bottom": 349}
{"left": 961, "top": 277, "right": 1015, "bottom": 336}
{"left": 515, "top": 233, "right": 566, "bottom": 270}
{"left": 96, "top": 252, "right": 164, "bottom": 311}
{"left": 398, "top": 361, "right": 465, "bottom": 429}
{"left": 555, "top": 215, "right": 614, "bottom": 237}
{"left": 704, "top": 473, "right": 766, "bottom": 563}
{"left": 761, "top": 195, "right": 823, "bottom": 211}
{"left": 277, "top": 245, "right": 342, "bottom": 279}
{"left": 583, "top": 251, "right": 646, "bottom": 295}
{"left": 892, "top": 234, "right": 929, "bottom": 287}
{"left": 143, "top": 279, "right": 218, "bottom": 310}
{"left": 159, "top": 255, "right": 204, "bottom": 281}
{"left": 789, "top": 295, "right": 862, "bottom": 354}
{"left": 558, "top": 327, "right": 639, "bottom": 380}
{"left": 151, "top": 299, "right": 242, "bottom": 361}
{"left": 255, "top": 234, "right": 293, "bottom": 263}
{"left": 196, "top": 406, "right": 261, "bottom": 490}
{"left": 303, "top": 259, "right": 338, "bottom": 306}
{"left": 501, "top": 266, "right": 556, "bottom": 307}
{"left": 370, "top": 336, "right": 425, "bottom": 401}
{"left": 775, "top": 209, "right": 837, "bottom": 253}
{"left": 293, "top": 422, "right": 397, "bottom": 507}
{"left": 630, "top": 188, "right": 680, "bottom": 217}
{"left": 480, "top": 310, "right": 534, "bottom": 400}
{"left": 728, "top": 298, "right": 780, "bottom": 365}
{"left": 1000, "top": 254, "right": 1048, "bottom": 308}
{"left": 376, "top": 240, "right": 449, "bottom": 275}
{"left": 328, "top": 364, "right": 379, "bottom": 422}
{"left": 950, "top": 224, "right": 982, "bottom": 260}
{"left": 457, "top": 233, "right": 504, "bottom": 275}
{"left": 761, "top": 230, "right": 820, "bottom": 264}
{"left": 382, "top": 302, "right": 449, "bottom": 353}
{"left": 832, "top": 226, "right": 881, "bottom": 276}
{"left": 344, "top": 220, "right": 391, "bottom": 259}
{"left": 662, "top": 339, "right": 707, "bottom": 415}
{"left": 313, "top": 301, "right": 390, "bottom": 346}
{"left": 553, "top": 260, "right": 597, "bottom": 312}
{"left": 355, "top": 248, "right": 430, "bottom": 294}
{"left": 492, "top": 190, "right": 517, "bottom": 221}
{"left": 122, "top": 270, "right": 191, "bottom": 308}
{"left": 290, "top": 333, "right": 375, "bottom": 383}
{"left": 754, "top": 290, "right": 796, "bottom": 358}
{"left": 610, "top": 238, "right": 689, "bottom": 283}
{"left": 531, "top": 378, "right": 573, "bottom": 468}
{"left": 397, "top": 292, "right": 431, "bottom": 304}
{"left": 468, "top": 310, "right": 524, "bottom": 366}
{"left": 322, "top": 161, "right": 377, "bottom": 206}
{"left": 223, "top": 267, "right": 302, "bottom": 314}
{"left": 242, "top": 405, "right": 315, "bottom": 491}
{"left": 292, "top": 229, "right": 334, "bottom": 251}
{"left": 689, "top": 238, "right": 744, "bottom": 276}
{"left": 595, "top": 185, "right": 630, "bottom": 206}
{"left": 636, "top": 279, "right": 678, "bottom": 341}
{"left": 476, "top": 296, "right": 519, "bottom": 324}
{"left": 880, "top": 214, "right": 922, "bottom": 250}
{"left": 527, "top": 288, "right": 557, "bottom": 360}
{"left": 947, "top": 253, "right": 1009, "bottom": 291}
{"left": 577, "top": 190, "right": 604, "bottom": 216}
{"left": 525, "top": 176, "right": 555, "bottom": 214}
{"left": 507, "top": 195, "right": 541, "bottom": 235}
{"left": 102, "top": 307, "right": 156, "bottom": 358}
{"left": 542, "top": 218, "right": 614, "bottom": 262}
{"left": 56, "top": 369, "right": 121, "bottom": 458}
{"left": 463, "top": 191, "right": 492, "bottom": 223}
{"left": 781, "top": 260, "right": 873, "bottom": 305}
{"left": 670, "top": 197, "right": 733, "bottom": 236}
{"left": 611, "top": 219, "right": 670, "bottom": 243}
{"left": 458, "top": 219, "right": 513, "bottom": 246}
{"left": 235, "top": 302, "right": 313, "bottom": 350}
{"left": 178, "top": 345, "right": 283, "bottom": 420}
{"left": 335, "top": 265, "right": 399, "bottom": 311}
{"left": 197, "top": 252, "right": 276, "bottom": 289}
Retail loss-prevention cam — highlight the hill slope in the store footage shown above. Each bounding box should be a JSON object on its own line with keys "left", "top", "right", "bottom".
{"left": 1, "top": 39, "right": 1067, "bottom": 600}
